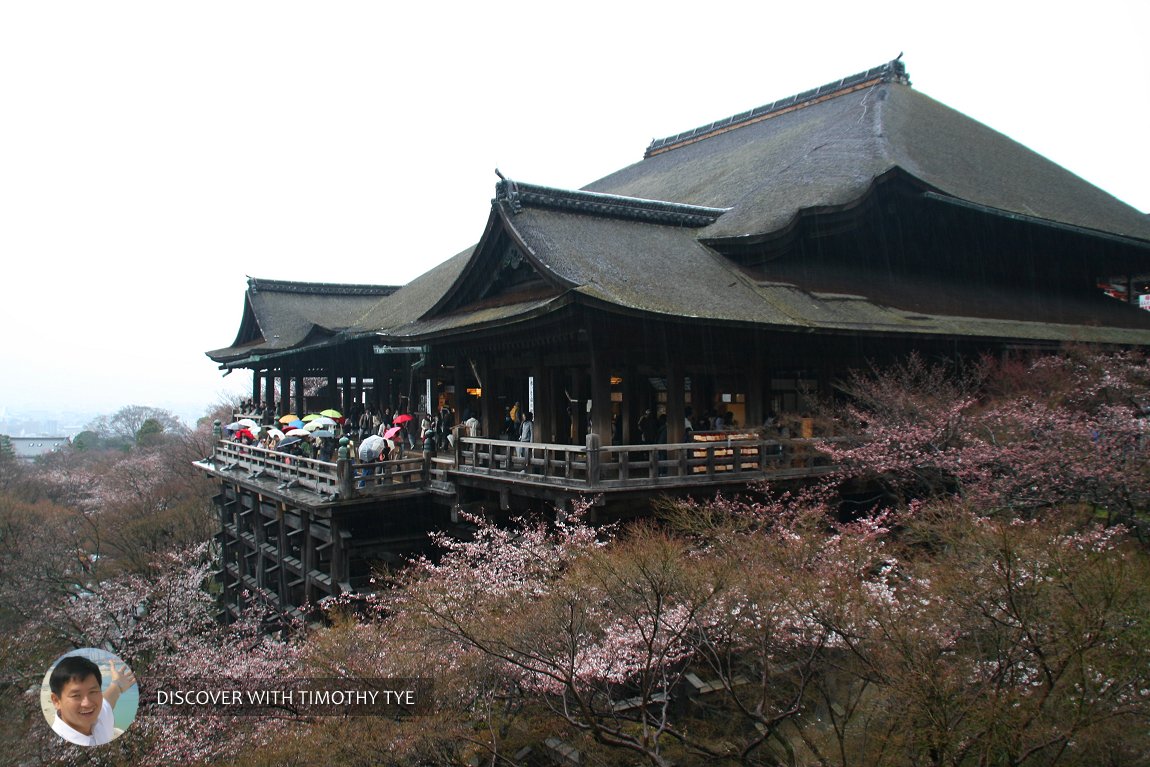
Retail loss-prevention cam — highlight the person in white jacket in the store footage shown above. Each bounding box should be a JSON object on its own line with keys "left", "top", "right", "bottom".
{"left": 517, "top": 411, "right": 534, "bottom": 463}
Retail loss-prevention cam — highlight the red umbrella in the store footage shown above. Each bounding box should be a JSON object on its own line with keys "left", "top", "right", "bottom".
{"left": 393, "top": 414, "right": 413, "bottom": 425}
{"left": 383, "top": 425, "right": 403, "bottom": 441}
{"left": 234, "top": 428, "right": 256, "bottom": 441}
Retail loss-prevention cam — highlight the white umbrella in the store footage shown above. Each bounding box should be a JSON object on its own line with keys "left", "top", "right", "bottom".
{"left": 304, "top": 417, "right": 337, "bottom": 431}
{"left": 266, "top": 427, "right": 286, "bottom": 440}
{"left": 237, "top": 418, "right": 259, "bottom": 429}
{"left": 359, "top": 434, "right": 386, "bottom": 461}
{"left": 285, "top": 428, "right": 311, "bottom": 437}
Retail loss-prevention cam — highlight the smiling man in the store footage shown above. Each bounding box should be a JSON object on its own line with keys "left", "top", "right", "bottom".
{"left": 48, "top": 655, "right": 134, "bottom": 746}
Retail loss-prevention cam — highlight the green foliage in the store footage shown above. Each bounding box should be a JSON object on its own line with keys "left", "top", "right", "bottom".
{"left": 71, "top": 429, "right": 100, "bottom": 451}
{"left": 136, "top": 417, "right": 165, "bottom": 446}
{"left": 87, "top": 405, "right": 184, "bottom": 444}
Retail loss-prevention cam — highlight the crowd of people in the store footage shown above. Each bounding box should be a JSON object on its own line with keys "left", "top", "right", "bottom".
{"left": 228, "top": 397, "right": 787, "bottom": 463}
{"left": 229, "top": 399, "right": 485, "bottom": 465}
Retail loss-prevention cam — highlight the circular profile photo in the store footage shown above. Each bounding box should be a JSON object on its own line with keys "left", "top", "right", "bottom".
{"left": 41, "top": 648, "right": 138, "bottom": 746}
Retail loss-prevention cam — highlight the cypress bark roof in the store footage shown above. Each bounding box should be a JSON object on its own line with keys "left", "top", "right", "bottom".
{"left": 385, "top": 198, "right": 1150, "bottom": 347}
{"left": 206, "top": 278, "right": 399, "bottom": 363}
{"left": 208, "top": 58, "right": 1150, "bottom": 366}
{"left": 584, "top": 60, "right": 1150, "bottom": 245}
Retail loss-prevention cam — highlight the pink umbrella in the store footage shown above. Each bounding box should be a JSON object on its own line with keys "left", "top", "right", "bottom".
{"left": 383, "top": 425, "right": 403, "bottom": 441}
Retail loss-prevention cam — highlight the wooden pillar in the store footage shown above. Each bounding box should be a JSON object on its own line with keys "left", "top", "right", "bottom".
{"left": 278, "top": 371, "right": 290, "bottom": 415}
{"left": 263, "top": 370, "right": 275, "bottom": 412}
{"left": 589, "top": 357, "right": 612, "bottom": 442}
{"left": 276, "top": 505, "right": 288, "bottom": 604}
{"left": 622, "top": 364, "right": 638, "bottom": 445}
{"left": 252, "top": 371, "right": 262, "bottom": 407}
{"left": 533, "top": 358, "right": 550, "bottom": 444}
{"left": 479, "top": 359, "right": 496, "bottom": 439}
{"left": 747, "top": 350, "right": 766, "bottom": 430}
{"left": 571, "top": 367, "right": 584, "bottom": 444}
{"left": 454, "top": 357, "right": 467, "bottom": 421}
{"left": 301, "top": 510, "right": 315, "bottom": 604}
{"left": 688, "top": 369, "right": 703, "bottom": 431}
{"left": 584, "top": 317, "right": 614, "bottom": 443}
{"left": 666, "top": 363, "right": 685, "bottom": 443}
{"left": 293, "top": 374, "right": 304, "bottom": 416}
{"left": 330, "top": 519, "right": 347, "bottom": 592}
{"left": 702, "top": 375, "right": 717, "bottom": 429}
{"left": 253, "top": 499, "right": 267, "bottom": 590}
{"left": 817, "top": 354, "right": 834, "bottom": 402}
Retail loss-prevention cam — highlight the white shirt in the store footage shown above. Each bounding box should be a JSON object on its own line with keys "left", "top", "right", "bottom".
{"left": 52, "top": 699, "right": 115, "bottom": 746}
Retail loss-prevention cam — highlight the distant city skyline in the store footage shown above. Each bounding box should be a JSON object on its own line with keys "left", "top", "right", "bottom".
{"left": 2, "top": 2, "right": 1147, "bottom": 416}
{"left": 0, "top": 404, "right": 206, "bottom": 438}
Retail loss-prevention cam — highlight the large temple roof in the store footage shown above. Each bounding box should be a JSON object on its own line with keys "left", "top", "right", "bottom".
{"left": 383, "top": 187, "right": 1150, "bottom": 346}
{"left": 584, "top": 60, "right": 1150, "bottom": 245}
{"left": 208, "top": 58, "right": 1150, "bottom": 366}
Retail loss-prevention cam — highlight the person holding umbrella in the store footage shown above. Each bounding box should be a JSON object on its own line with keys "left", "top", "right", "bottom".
{"left": 357, "top": 434, "right": 388, "bottom": 487}
{"left": 358, "top": 434, "right": 387, "bottom": 463}
{"left": 393, "top": 413, "right": 415, "bottom": 449}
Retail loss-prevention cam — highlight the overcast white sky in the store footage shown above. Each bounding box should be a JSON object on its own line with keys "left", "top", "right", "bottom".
{"left": 2, "top": 2, "right": 1147, "bottom": 421}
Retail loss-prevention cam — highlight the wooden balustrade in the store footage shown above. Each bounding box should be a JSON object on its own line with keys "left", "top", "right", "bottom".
{"left": 209, "top": 433, "right": 837, "bottom": 501}
{"left": 455, "top": 437, "right": 592, "bottom": 487}
{"left": 212, "top": 441, "right": 340, "bottom": 495}
{"left": 349, "top": 456, "right": 426, "bottom": 495}
{"left": 211, "top": 441, "right": 422, "bottom": 499}
{"left": 452, "top": 435, "right": 833, "bottom": 489}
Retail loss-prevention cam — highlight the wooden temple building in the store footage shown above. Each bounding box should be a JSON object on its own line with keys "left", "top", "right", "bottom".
{"left": 198, "top": 58, "right": 1150, "bottom": 615}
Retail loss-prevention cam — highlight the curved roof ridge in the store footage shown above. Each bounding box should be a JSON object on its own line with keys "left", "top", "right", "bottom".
{"left": 645, "top": 56, "right": 910, "bottom": 159}
{"left": 495, "top": 179, "right": 728, "bottom": 227}
{"left": 247, "top": 277, "right": 400, "bottom": 297}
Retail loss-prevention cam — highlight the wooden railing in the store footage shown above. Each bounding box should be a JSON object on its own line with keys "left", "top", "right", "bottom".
{"left": 208, "top": 441, "right": 423, "bottom": 500}
{"left": 211, "top": 441, "right": 341, "bottom": 496}
{"left": 205, "top": 433, "right": 837, "bottom": 501}
{"left": 454, "top": 438, "right": 593, "bottom": 487}
{"left": 453, "top": 434, "right": 835, "bottom": 490}
{"left": 349, "top": 455, "right": 426, "bottom": 496}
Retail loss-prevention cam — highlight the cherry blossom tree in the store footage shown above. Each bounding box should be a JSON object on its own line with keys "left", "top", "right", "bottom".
{"left": 824, "top": 350, "right": 1150, "bottom": 527}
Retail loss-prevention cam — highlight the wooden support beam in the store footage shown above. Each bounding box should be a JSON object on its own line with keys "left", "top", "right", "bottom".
{"left": 622, "top": 363, "right": 637, "bottom": 445}
{"left": 747, "top": 351, "right": 765, "bottom": 430}
{"left": 667, "top": 362, "right": 685, "bottom": 443}
{"left": 276, "top": 503, "right": 288, "bottom": 605}
{"left": 263, "top": 371, "right": 275, "bottom": 413}
{"left": 293, "top": 374, "right": 304, "bottom": 418}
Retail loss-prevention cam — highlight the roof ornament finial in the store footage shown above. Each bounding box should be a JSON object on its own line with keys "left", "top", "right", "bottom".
{"left": 494, "top": 168, "right": 522, "bottom": 214}
{"left": 883, "top": 53, "right": 910, "bottom": 86}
